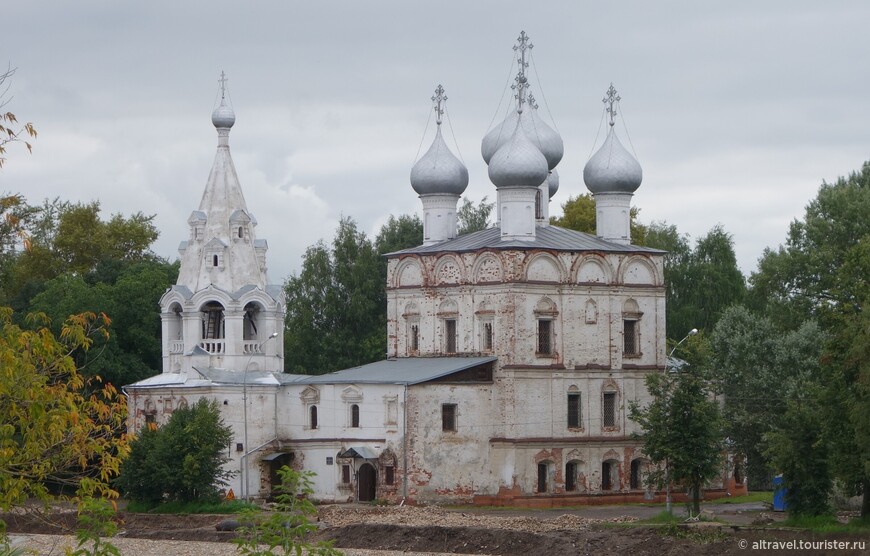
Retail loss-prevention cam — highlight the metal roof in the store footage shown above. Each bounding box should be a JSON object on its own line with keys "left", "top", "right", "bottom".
{"left": 387, "top": 225, "right": 664, "bottom": 257}
{"left": 281, "top": 356, "right": 497, "bottom": 386}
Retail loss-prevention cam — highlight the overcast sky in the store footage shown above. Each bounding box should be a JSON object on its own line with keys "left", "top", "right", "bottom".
{"left": 4, "top": 1, "right": 869, "bottom": 284}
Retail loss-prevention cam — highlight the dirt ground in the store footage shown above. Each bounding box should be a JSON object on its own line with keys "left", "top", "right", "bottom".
{"left": 3, "top": 503, "right": 868, "bottom": 555}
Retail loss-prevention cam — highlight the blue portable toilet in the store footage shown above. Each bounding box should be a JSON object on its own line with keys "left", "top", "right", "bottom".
{"left": 772, "top": 474, "right": 787, "bottom": 512}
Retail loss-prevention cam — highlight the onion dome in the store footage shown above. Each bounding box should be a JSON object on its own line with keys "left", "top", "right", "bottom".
{"left": 410, "top": 127, "right": 469, "bottom": 195}
{"left": 482, "top": 106, "right": 563, "bottom": 170}
{"left": 547, "top": 168, "right": 560, "bottom": 198}
{"left": 583, "top": 127, "right": 642, "bottom": 194}
{"left": 488, "top": 119, "right": 549, "bottom": 188}
{"left": 211, "top": 72, "right": 235, "bottom": 129}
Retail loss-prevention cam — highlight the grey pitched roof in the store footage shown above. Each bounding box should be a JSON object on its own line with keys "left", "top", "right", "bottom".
{"left": 280, "top": 356, "right": 497, "bottom": 386}
{"left": 387, "top": 225, "right": 664, "bottom": 257}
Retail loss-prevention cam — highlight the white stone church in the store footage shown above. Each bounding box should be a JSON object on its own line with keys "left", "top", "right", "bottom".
{"left": 126, "top": 35, "right": 741, "bottom": 506}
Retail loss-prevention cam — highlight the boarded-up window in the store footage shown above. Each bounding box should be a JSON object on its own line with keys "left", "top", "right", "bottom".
{"left": 603, "top": 392, "right": 616, "bottom": 428}
{"left": 624, "top": 319, "right": 638, "bottom": 356}
{"left": 341, "top": 464, "right": 351, "bottom": 484}
{"left": 385, "top": 465, "right": 395, "bottom": 485}
{"left": 537, "top": 319, "right": 552, "bottom": 354}
{"left": 442, "top": 403, "right": 457, "bottom": 432}
{"left": 567, "top": 393, "right": 581, "bottom": 428}
{"left": 445, "top": 319, "right": 457, "bottom": 353}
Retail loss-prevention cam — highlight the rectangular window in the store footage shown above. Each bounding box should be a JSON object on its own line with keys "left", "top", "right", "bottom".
{"left": 442, "top": 403, "right": 457, "bottom": 432}
{"left": 537, "top": 463, "right": 548, "bottom": 493}
{"left": 445, "top": 319, "right": 457, "bottom": 353}
{"left": 341, "top": 464, "right": 351, "bottom": 484}
{"left": 385, "top": 465, "right": 395, "bottom": 486}
{"left": 565, "top": 461, "right": 577, "bottom": 492}
{"left": 482, "top": 321, "right": 493, "bottom": 352}
{"left": 410, "top": 324, "right": 419, "bottom": 353}
{"left": 567, "top": 393, "right": 581, "bottom": 428}
{"left": 623, "top": 319, "right": 638, "bottom": 356}
{"left": 537, "top": 319, "right": 552, "bottom": 355}
{"left": 603, "top": 392, "right": 617, "bottom": 428}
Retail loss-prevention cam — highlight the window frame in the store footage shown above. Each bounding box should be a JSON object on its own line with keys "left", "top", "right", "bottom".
{"left": 602, "top": 391, "right": 617, "bottom": 429}
{"left": 444, "top": 318, "right": 458, "bottom": 354}
{"left": 623, "top": 318, "right": 640, "bottom": 357}
{"left": 536, "top": 318, "right": 554, "bottom": 356}
{"left": 441, "top": 403, "right": 458, "bottom": 432}
{"left": 567, "top": 392, "right": 582, "bottom": 428}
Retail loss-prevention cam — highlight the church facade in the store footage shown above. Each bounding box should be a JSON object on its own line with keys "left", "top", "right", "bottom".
{"left": 126, "top": 36, "right": 743, "bottom": 506}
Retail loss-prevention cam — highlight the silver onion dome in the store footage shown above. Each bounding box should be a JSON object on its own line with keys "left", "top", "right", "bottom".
{"left": 547, "top": 168, "right": 560, "bottom": 198}
{"left": 410, "top": 127, "right": 469, "bottom": 196}
{"left": 487, "top": 120, "right": 549, "bottom": 188}
{"left": 482, "top": 105, "right": 563, "bottom": 170}
{"left": 212, "top": 95, "right": 235, "bottom": 129}
{"left": 583, "top": 127, "right": 642, "bottom": 194}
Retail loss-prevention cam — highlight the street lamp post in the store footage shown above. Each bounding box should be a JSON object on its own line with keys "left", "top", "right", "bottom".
{"left": 242, "top": 331, "right": 279, "bottom": 500}
{"left": 664, "top": 327, "right": 698, "bottom": 514}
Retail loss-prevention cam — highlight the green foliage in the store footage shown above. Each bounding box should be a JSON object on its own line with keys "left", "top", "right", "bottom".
{"left": 550, "top": 193, "right": 647, "bottom": 244}
{"left": 125, "top": 499, "right": 255, "bottom": 514}
{"left": 658, "top": 522, "right": 727, "bottom": 544}
{"left": 0, "top": 520, "right": 26, "bottom": 556}
{"left": 630, "top": 341, "right": 723, "bottom": 516}
{"left": 765, "top": 399, "right": 832, "bottom": 517}
{"left": 457, "top": 196, "right": 494, "bottom": 235}
{"left": 0, "top": 308, "right": 130, "bottom": 511}
{"left": 374, "top": 214, "right": 423, "bottom": 255}
{"left": 234, "top": 466, "right": 342, "bottom": 556}
{"left": 646, "top": 223, "right": 745, "bottom": 338}
{"left": 26, "top": 260, "right": 177, "bottom": 385}
{"left": 709, "top": 306, "right": 824, "bottom": 490}
{"left": 117, "top": 399, "right": 233, "bottom": 505}
{"left": 284, "top": 218, "right": 385, "bottom": 374}
{"left": 747, "top": 161, "right": 870, "bottom": 516}
{"left": 66, "top": 498, "right": 120, "bottom": 556}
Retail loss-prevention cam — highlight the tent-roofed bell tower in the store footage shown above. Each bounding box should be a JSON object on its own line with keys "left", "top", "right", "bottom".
{"left": 159, "top": 72, "right": 285, "bottom": 376}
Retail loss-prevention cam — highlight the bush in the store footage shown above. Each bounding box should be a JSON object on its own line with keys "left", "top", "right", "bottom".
{"left": 116, "top": 398, "right": 233, "bottom": 504}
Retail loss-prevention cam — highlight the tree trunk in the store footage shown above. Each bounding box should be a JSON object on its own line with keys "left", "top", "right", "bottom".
{"left": 862, "top": 478, "right": 870, "bottom": 518}
{"left": 692, "top": 479, "right": 702, "bottom": 516}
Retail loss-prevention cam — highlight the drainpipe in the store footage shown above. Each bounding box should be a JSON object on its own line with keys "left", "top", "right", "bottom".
{"left": 402, "top": 383, "right": 408, "bottom": 501}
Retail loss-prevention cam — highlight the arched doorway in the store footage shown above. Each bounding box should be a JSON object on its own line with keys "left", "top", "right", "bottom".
{"left": 358, "top": 463, "right": 377, "bottom": 502}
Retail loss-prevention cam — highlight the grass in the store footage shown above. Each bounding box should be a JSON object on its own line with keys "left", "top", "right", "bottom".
{"left": 707, "top": 491, "right": 772, "bottom": 505}
{"left": 125, "top": 499, "right": 256, "bottom": 514}
{"left": 781, "top": 514, "right": 870, "bottom": 533}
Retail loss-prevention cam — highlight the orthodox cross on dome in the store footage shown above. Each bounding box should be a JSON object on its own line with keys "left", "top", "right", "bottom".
{"left": 218, "top": 71, "right": 228, "bottom": 99}
{"left": 603, "top": 83, "right": 620, "bottom": 127}
{"left": 511, "top": 31, "right": 533, "bottom": 113}
{"left": 431, "top": 84, "right": 447, "bottom": 126}
{"left": 527, "top": 93, "right": 539, "bottom": 110}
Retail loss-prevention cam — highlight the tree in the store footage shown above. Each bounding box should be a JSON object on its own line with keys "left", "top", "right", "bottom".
{"left": 748, "top": 161, "right": 870, "bottom": 515}
{"left": 284, "top": 218, "right": 384, "bottom": 374}
{"left": 0, "top": 307, "right": 129, "bottom": 511}
{"left": 710, "top": 306, "right": 825, "bottom": 490}
{"left": 457, "top": 196, "right": 494, "bottom": 235}
{"left": 550, "top": 193, "right": 647, "bottom": 244}
{"left": 629, "top": 336, "right": 722, "bottom": 516}
{"left": 234, "top": 466, "right": 341, "bottom": 556}
{"left": 644, "top": 223, "right": 745, "bottom": 339}
{"left": 0, "top": 66, "right": 37, "bottom": 168}
{"left": 116, "top": 398, "right": 233, "bottom": 505}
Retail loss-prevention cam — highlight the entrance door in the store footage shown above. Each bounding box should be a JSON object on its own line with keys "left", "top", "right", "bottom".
{"left": 358, "top": 463, "right": 377, "bottom": 502}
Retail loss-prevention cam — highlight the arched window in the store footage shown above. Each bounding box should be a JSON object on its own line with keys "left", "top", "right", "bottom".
{"left": 201, "top": 301, "right": 225, "bottom": 340}
{"left": 310, "top": 405, "right": 318, "bottom": 430}
{"left": 351, "top": 404, "right": 360, "bottom": 428}
{"left": 566, "top": 460, "right": 584, "bottom": 492}
{"left": 243, "top": 302, "right": 261, "bottom": 341}
{"left": 602, "top": 459, "right": 619, "bottom": 491}
{"left": 238, "top": 226, "right": 244, "bottom": 239}
{"left": 630, "top": 458, "right": 646, "bottom": 490}
{"left": 213, "top": 254, "right": 219, "bottom": 267}
{"left": 537, "top": 461, "right": 553, "bottom": 493}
